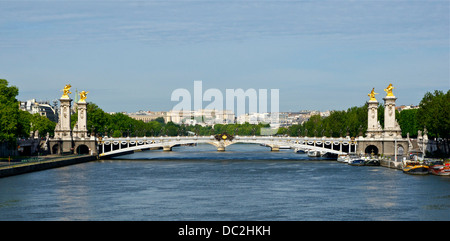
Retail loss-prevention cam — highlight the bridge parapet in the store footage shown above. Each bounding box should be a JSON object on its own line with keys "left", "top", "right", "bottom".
{"left": 98, "top": 135, "right": 353, "bottom": 157}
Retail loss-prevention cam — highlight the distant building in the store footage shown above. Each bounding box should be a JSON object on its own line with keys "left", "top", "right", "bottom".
{"left": 127, "top": 111, "right": 167, "bottom": 123}
{"left": 19, "top": 99, "right": 58, "bottom": 122}
{"left": 236, "top": 112, "right": 271, "bottom": 125}
{"left": 396, "top": 105, "right": 419, "bottom": 112}
{"left": 166, "top": 109, "right": 235, "bottom": 126}
{"left": 130, "top": 108, "right": 331, "bottom": 127}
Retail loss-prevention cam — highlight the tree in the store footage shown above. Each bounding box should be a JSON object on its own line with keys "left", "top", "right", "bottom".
{"left": 398, "top": 109, "right": 419, "bottom": 137}
{"left": 0, "top": 79, "right": 19, "bottom": 143}
{"left": 17, "top": 110, "right": 32, "bottom": 138}
{"left": 30, "top": 113, "right": 56, "bottom": 137}
{"left": 416, "top": 90, "right": 450, "bottom": 139}
{"left": 154, "top": 117, "right": 165, "bottom": 124}
{"left": 112, "top": 130, "right": 122, "bottom": 138}
{"left": 86, "top": 103, "right": 110, "bottom": 135}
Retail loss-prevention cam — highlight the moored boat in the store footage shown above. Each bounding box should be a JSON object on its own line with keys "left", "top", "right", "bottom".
{"left": 429, "top": 160, "right": 450, "bottom": 176}
{"left": 348, "top": 157, "right": 365, "bottom": 166}
{"left": 364, "top": 158, "right": 380, "bottom": 166}
{"left": 337, "top": 154, "right": 349, "bottom": 163}
{"left": 429, "top": 165, "right": 450, "bottom": 176}
{"left": 307, "top": 150, "right": 321, "bottom": 157}
{"left": 402, "top": 161, "right": 429, "bottom": 175}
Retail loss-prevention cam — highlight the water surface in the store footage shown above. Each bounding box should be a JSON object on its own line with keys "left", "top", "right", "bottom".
{"left": 0, "top": 144, "right": 449, "bottom": 220}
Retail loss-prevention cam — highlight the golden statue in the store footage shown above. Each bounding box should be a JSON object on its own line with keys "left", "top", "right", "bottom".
{"left": 384, "top": 83, "right": 395, "bottom": 97}
{"left": 79, "top": 90, "right": 89, "bottom": 102}
{"left": 368, "top": 88, "right": 378, "bottom": 101}
{"left": 61, "top": 84, "right": 72, "bottom": 98}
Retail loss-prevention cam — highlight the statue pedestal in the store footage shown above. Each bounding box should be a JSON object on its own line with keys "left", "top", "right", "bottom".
{"left": 383, "top": 96, "right": 402, "bottom": 138}
{"left": 73, "top": 101, "right": 88, "bottom": 139}
{"left": 54, "top": 98, "right": 72, "bottom": 141}
{"left": 366, "top": 100, "right": 383, "bottom": 138}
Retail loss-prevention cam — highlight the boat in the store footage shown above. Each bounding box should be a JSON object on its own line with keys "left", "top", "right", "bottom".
{"left": 307, "top": 150, "right": 321, "bottom": 157}
{"left": 364, "top": 157, "right": 380, "bottom": 166}
{"left": 429, "top": 165, "right": 450, "bottom": 176}
{"left": 402, "top": 161, "right": 429, "bottom": 175}
{"left": 363, "top": 155, "right": 380, "bottom": 166}
{"left": 348, "top": 156, "right": 365, "bottom": 166}
{"left": 279, "top": 146, "right": 291, "bottom": 149}
{"left": 337, "top": 154, "right": 349, "bottom": 163}
{"left": 429, "top": 160, "right": 450, "bottom": 176}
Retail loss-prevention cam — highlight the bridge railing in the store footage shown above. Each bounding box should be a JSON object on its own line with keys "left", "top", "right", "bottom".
{"left": 100, "top": 135, "right": 353, "bottom": 142}
{"left": 98, "top": 135, "right": 355, "bottom": 157}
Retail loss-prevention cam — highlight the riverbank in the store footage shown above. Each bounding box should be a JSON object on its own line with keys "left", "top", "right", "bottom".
{"left": 380, "top": 158, "right": 403, "bottom": 169}
{"left": 0, "top": 154, "right": 97, "bottom": 178}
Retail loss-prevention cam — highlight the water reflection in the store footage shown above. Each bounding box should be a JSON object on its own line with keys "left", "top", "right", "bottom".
{"left": 53, "top": 164, "right": 91, "bottom": 220}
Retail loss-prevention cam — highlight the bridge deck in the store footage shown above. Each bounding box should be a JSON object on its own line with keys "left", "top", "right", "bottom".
{"left": 99, "top": 136, "right": 354, "bottom": 157}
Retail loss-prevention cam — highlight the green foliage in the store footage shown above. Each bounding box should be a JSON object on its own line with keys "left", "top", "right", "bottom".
{"left": 30, "top": 113, "right": 56, "bottom": 137}
{"left": 0, "top": 79, "right": 56, "bottom": 143}
{"left": 0, "top": 79, "right": 19, "bottom": 142}
{"left": 17, "top": 110, "right": 32, "bottom": 138}
{"left": 154, "top": 117, "right": 165, "bottom": 124}
{"left": 416, "top": 90, "right": 450, "bottom": 139}
{"left": 112, "top": 130, "right": 122, "bottom": 138}
{"left": 398, "top": 109, "right": 419, "bottom": 137}
{"left": 285, "top": 104, "right": 369, "bottom": 137}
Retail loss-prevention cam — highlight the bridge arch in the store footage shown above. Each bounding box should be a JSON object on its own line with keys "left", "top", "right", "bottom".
{"left": 51, "top": 143, "right": 60, "bottom": 155}
{"left": 98, "top": 136, "right": 349, "bottom": 158}
{"left": 75, "top": 144, "right": 90, "bottom": 154}
{"left": 365, "top": 145, "right": 379, "bottom": 155}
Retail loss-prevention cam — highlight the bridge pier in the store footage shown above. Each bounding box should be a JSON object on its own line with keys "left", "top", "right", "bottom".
{"left": 217, "top": 147, "right": 225, "bottom": 152}
{"left": 270, "top": 146, "right": 280, "bottom": 152}
{"left": 163, "top": 146, "right": 173, "bottom": 151}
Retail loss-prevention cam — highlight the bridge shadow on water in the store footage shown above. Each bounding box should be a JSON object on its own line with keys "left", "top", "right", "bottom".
{"left": 111, "top": 143, "right": 335, "bottom": 161}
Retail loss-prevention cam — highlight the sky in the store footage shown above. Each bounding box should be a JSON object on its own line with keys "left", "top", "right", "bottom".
{"left": 1, "top": 0, "right": 449, "bottom": 113}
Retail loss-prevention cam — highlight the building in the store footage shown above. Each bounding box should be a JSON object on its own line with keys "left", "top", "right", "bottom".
{"left": 166, "top": 109, "right": 235, "bottom": 126}
{"left": 19, "top": 99, "right": 58, "bottom": 122}
{"left": 396, "top": 105, "right": 419, "bottom": 112}
{"left": 236, "top": 112, "right": 271, "bottom": 125}
{"left": 127, "top": 111, "right": 167, "bottom": 123}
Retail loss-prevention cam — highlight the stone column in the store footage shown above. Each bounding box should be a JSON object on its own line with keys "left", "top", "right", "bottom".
{"left": 381, "top": 84, "right": 402, "bottom": 138}
{"left": 73, "top": 101, "right": 88, "bottom": 139}
{"left": 366, "top": 88, "right": 383, "bottom": 138}
{"left": 383, "top": 95, "right": 401, "bottom": 138}
{"left": 367, "top": 100, "right": 378, "bottom": 131}
{"left": 366, "top": 100, "right": 383, "bottom": 138}
{"left": 53, "top": 96, "right": 73, "bottom": 154}
{"left": 54, "top": 97, "right": 72, "bottom": 140}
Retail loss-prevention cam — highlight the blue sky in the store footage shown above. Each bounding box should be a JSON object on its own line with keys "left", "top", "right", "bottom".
{"left": 1, "top": 0, "right": 449, "bottom": 113}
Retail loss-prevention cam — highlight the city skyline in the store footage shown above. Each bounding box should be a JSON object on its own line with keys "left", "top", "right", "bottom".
{"left": 1, "top": 0, "right": 448, "bottom": 113}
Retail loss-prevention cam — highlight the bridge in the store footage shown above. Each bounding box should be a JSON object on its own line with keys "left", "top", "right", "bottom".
{"left": 48, "top": 83, "right": 419, "bottom": 159}
{"left": 98, "top": 134, "right": 353, "bottom": 158}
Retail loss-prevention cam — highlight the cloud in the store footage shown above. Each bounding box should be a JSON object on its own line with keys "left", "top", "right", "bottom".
{"left": 1, "top": 1, "right": 448, "bottom": 48}
{"left": 2, "top": 1, "right": 448, "bottom": 112}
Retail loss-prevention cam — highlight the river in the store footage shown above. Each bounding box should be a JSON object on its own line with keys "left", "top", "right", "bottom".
{"left": 0, "top": 144, "right": 449, "bottom": 221}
